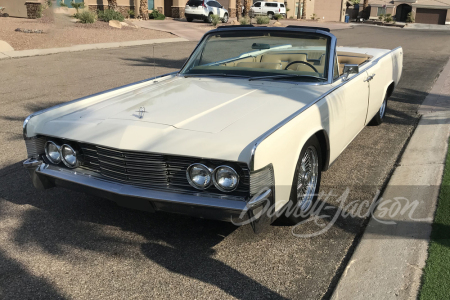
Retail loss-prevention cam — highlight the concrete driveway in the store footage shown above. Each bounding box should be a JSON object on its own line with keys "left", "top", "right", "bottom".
{"left": 1, "top": 26, "right": 450, "bottom": 299}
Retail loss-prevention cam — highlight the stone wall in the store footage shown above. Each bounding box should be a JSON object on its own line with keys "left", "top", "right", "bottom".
{"left": 171, "top": 6, "right": 185, "bottom": 18}
{"left": 25, "top": 1, "right": 42, "bottom": 19}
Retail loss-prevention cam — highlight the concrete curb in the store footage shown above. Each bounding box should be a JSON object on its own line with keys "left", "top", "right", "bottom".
{"left": 331, "top": 58, "right": 450, "bottom": 300}
{"left": 0, "top": 37, "right": 189, "bottom": 60}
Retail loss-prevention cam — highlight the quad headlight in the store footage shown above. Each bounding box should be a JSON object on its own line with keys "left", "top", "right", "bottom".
{"left": 44, "top": 141, "right": 79, "bottom": 168}
{"left": 61, "top": 144, "right": 79, "bottom": 168}
{"left": 45, "top": 141, "right": 61, "bottom": 164}
{"left": 213, "top": 166, "right": 239, "bottom": 192}
{"left": 186, "top": 163, "right": 213, "bottom": 190}
{"left": 186, "top": 163, "right": 240, "bottom": 192}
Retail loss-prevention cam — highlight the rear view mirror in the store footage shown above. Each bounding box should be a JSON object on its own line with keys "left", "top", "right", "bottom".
{"left": 252, "top": 43, "right": 270, "bottom": 50}
{"left": 342, "top": 64, "right": 359, "bottom": 80}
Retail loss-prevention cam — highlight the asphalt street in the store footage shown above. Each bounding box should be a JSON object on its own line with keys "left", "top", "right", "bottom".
{"left": 1, "top": 26, "right": 450, "bottom": 299}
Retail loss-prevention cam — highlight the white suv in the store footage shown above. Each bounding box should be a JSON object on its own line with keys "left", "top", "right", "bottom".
{"left": 185, "top": 0, "right": 229, "bottom": 23}
{"left": 250, "top": 1, "right": 286, "bottom": 19}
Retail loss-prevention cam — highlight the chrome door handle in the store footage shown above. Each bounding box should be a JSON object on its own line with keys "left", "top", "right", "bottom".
{"left": 364, "top": 74, "right": 376, "bottom": 82}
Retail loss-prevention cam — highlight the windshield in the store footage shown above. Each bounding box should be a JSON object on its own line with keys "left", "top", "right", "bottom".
{"left": 180, "top": 30, "right": 331, "bottom": 81}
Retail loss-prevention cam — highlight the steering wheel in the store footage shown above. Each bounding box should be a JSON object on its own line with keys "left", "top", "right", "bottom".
{"left": 284, "top": 61, "right": 319, "bottom": 73}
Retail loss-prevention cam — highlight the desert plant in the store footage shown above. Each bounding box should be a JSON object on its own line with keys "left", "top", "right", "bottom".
{"left": 406, "top": 12, "right": 414, "bottom": 23}
{"left": 210, "top": 14, "right": 220, "bottom": 27}
{"left": 289, "top": 16, "right": 293, "bottom": 19}
{"left": 59, "top": 1, "right": 67, "bottom": 7}
{"left": 240, "top": 16, "right": 250, "bottom": 25}
{"left": 310, "top": 13, "right": 317, "bottom": 20}
{"left": 71, "top": 1, "right": 84, "bottom": 14}
{"left": 47, "top": 0, "right": 52, "bottom": 7}
{"left": 149, "top": 10, "right": 165, "bottom": 20}
{"left": 378, "top": 14, "right": 384, "bottom": 21}
{"left": 384, "top": 13, "right": 392, "bottom": 23}
{"left": 128, "top": 9, "right": 135, "bottom": 18}
{"left": 274, "top": 13, "right": 284, "bottom": 20}
{"left": 256, "top": 15, "right": 270, "bottom": 24}
{"left": 77, "top": 10, "right": 97, "bottom": 23}
{"left": 98, "top": 9, "right": 124, "bottom": 21}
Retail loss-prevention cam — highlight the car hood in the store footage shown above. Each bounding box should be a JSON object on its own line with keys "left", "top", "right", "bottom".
{"left": 34, "top": 76, "right": 331, "bottom": 162}
{"left": 59, "top": 77, "right": 267, "bottom": 134}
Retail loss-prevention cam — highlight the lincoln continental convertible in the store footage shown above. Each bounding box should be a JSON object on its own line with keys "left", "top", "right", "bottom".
{"left": 23, "top": 26, "right": 403, "bottom": 232}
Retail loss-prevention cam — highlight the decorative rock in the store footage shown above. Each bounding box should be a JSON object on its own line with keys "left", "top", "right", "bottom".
{"left": 70, "top": 18, "right": 80, "bottom": 23}
{"left": 109, "top": 20, "right": 122, "bottom": 29}
{"left": 273, "top": 21, "right": 282, "bottom": 27}
{"left": 120, "top": 21, "right": 129, "bottom": 27}
{"left": 231, "top": 20, "right": 240, "bottom": 25}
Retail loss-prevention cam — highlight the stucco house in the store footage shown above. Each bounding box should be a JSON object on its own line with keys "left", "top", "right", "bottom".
{"left": 368, "top": 0, "right": 450, "bottom": 24}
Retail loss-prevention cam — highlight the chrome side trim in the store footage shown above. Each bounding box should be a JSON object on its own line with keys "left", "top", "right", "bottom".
{"left": 249, "top": 46, "right": 402, "bottom": 170}
{"left": 23, "top": 72, "right": 178, "bottom": 139}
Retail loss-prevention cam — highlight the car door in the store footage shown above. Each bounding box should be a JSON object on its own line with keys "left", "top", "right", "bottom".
{"left": 342, "top": 71, "right": 370, "bottom": 144}
{"left": 252, "top": 2, "right": 262, "bottom": 15}
{"left": 365, "top": 63, "right": 384, "bottom": 124}
{"left": 216, "top": 1, "right": 225, "bottom": 17}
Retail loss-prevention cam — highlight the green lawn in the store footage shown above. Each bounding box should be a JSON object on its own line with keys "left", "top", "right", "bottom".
{"left": 419, "top": 141, "right": 450, "bottom": 300}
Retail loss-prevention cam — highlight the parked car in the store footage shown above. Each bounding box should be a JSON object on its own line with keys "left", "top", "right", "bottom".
{"left": 250, "top": 1, "right": 286, "bottom": 19}
{"left": 23, "top": 26, "right": 402, "bottom": 233}
{"left": 185, "top": 0, "right": 229, "bottom": 23}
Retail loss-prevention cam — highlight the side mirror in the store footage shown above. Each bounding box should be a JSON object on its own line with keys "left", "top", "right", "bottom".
{"left": 342, "top": 64, "right": 359, "bottom": 80}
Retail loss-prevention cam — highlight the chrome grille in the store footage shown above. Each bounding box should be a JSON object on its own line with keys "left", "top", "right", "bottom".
{"left": 79, "top": 143, "right": 250, "bottom": 199}
{"left": 25, "top": 137, "right": 46, "bottom": 158}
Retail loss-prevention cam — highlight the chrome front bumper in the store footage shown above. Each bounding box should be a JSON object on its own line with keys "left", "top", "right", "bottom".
{"left": 23, "top": 159, "right": 272, "bottom": 226}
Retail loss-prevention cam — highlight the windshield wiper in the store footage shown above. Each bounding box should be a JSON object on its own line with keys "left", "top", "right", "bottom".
{"left": 248, "top": 74, "right": 327, "bottom": 82}
{"left": 183, "top": 73, "right": 250, "bottom": 78}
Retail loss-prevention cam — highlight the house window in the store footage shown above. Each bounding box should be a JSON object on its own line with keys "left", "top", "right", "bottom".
{"left": 377, "top": 7, "right": 386, "bottom": 16}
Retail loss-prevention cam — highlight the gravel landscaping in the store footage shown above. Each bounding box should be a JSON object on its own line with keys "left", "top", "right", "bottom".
{"left": 0, "top": 8, "right": 175, "bottom": 51}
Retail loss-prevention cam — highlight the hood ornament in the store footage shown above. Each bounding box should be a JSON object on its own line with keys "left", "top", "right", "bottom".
{"left": 137, "top": 107, "right": 146, "bottom": 119}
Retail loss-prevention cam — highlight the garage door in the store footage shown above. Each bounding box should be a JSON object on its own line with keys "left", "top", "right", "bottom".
{"left": 415, "top": 8, "right": 447, "bottom": 25}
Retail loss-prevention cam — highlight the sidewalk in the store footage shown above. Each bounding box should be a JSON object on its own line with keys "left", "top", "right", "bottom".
{"left": 0, "top": 37, "right": 188, "bottom": 60}
{"left": 331, "top": 59, "right": 450, "bottom": 299}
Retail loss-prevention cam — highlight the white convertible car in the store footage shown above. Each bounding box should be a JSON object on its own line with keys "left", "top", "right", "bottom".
{"left": 23, "top": 26, "right": 402, "bottom": 232}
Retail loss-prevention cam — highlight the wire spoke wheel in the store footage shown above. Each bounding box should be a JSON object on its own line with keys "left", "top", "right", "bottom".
{"left": 296, "top": 146, "right": 319, "bottom": 211}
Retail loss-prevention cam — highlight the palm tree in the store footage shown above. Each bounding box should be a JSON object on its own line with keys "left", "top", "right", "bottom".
{"left": 108, "top": 0, "right": 118, "bottom": 11}
{"left": 140, "top": 0, "right": 148, "bottom": 20}
{"left": 301, "top": 0, "right": 306, "bottom": 19}
{"left": 243, "top": 0, "right": 248, "bottom": 17}
{"left": 236, "top": 0, "right": 241, "bottom": 21}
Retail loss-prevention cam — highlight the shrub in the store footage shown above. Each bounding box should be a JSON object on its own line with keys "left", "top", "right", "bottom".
{"left": 98, "top": 9, "right": 125, "bottom": 22}
{"left": 310, "top": 13, "right": 317, "bottom": 20}
{"left": 59, "top": 1, "right": 67, "bottom": 7}
{"left": 210, "top": 14, "right": 220, "bottom": 26}
{"left": 406, "top": 12, "right": 414, "bottom": 23}
{"left": 47, "top": 0, "right": 52, "bottom": 7}
{"left": 274, "top": 13, "right": 284, "bottom": 20}
{"left": 71, "top": 1, "right": 84, "bottom": 14}
{"left": 378, "top": 14, "right": 384, "bottom": 21}
{"left": 384, "top": 13, "right": 392, "bottom": 23}
{"left": 289, "top": 16, "right": 293, "bottom": 19}
{"left": 240, "top": 16, "right": 250, "bottom": 25}
{"left": 77, "top": 10, "right": 97, "bottom": 23}
{"left": 128, "top": 9, "right": 135, "bottom": 18}
{"left": 256, "top": 16, "right": 270, "bottom": 24}
{"left": 149, "top": 10, "right": 165, "bottom": 20}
